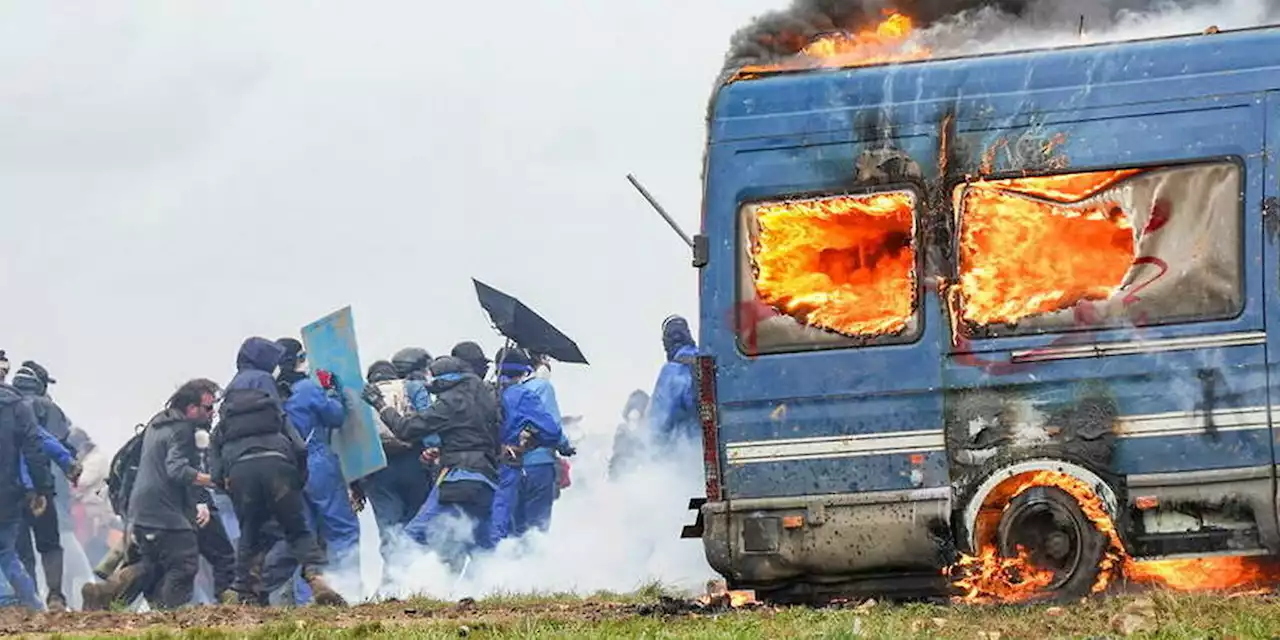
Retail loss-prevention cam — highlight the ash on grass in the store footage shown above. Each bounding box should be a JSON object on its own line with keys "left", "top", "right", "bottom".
{"left": 3, "top": 591, "right": 1280, "bottom": 639}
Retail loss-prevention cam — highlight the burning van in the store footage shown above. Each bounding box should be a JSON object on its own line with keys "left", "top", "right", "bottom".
{"left": 684, "top": 19, "right": 1280, "bottom": 603}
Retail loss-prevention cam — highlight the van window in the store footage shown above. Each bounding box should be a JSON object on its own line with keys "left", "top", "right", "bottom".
{"left": 737, "top": 190, "right": 920, "bottom": 354}
{"left": 953, "top": 161, "right": 1243, "bottom": 335}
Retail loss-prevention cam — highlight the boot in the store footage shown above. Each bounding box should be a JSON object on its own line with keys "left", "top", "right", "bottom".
{"left": 94, "top": 541, "right": 127, "bottom": 580}
{"left": 302, "top": 569, "right": 347, "bottom": 607}
{"left": 80, "top": 562, "right": 148, "bottom": 612}
{"left": 45, "top": 593, "right": 67, "bottom": 613}
{"left": 42, "top": 548, "right": 66, "bottom": 611}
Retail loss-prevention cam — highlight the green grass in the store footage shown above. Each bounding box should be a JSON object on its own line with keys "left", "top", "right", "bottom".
{"left": 12, "top": 590, "right": 1280, "bottom": 639}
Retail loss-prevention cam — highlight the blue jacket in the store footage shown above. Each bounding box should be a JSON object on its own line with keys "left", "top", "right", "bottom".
{"left": 19, "top": 427, "right": 74, "bottom": 490}
{"left": 650, "top": 344, "right": 699, "bottom": 442}
{"left": 499, "top": 380, "right": 563, "bottom": 458}
{"left": 405, "top": 377, "right": 440, "bottom": 449}
{"left": 522, "top": 378, "right": 570, "bottom": 466}
{"left": 228, "top": 337, "right": 285, "bottom": 401}
{"left": 284, "top": 377, "right": 346, "bottom": 456}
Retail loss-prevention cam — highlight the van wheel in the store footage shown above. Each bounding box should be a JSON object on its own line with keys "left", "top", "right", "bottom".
{"left": 996, "top": 486, "right": 1107, "bottom": 600}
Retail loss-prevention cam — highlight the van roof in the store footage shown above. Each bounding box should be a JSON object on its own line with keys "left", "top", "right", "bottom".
{"left": 710, "top": 24, "right": 1280, "bottom": 144}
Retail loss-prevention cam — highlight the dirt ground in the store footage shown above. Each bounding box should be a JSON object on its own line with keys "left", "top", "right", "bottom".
{"left": 3, "top": 591, "right": 1280, "bottom": 639}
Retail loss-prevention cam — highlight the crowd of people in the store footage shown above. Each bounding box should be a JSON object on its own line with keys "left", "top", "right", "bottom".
{"left": 0, "top": 314, "right": 702, "bottom": 613}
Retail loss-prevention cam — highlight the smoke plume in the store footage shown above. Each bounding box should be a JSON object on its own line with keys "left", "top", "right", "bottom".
{"left": 340, "top": 426, "right": 713, "bottom": 602}
{"left": 724, "top": 0, "right": 1280, "bottom": 74}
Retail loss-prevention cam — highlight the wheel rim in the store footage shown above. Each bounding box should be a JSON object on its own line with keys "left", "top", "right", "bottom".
{"left": 996, "top": 487, "right": 1088, "bottom": 591}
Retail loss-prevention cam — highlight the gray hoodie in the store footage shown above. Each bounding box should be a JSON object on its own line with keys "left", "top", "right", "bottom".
{"left": 127, "top": 409, "right": 203, "bottom": 531}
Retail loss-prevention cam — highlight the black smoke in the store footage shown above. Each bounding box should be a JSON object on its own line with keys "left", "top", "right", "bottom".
{"left": 722, "top": 0, "right": 1275, "bottom": 74}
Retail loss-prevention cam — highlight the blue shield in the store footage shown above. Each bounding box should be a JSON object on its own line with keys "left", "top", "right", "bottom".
{"left": 301, "top": 306, "right": 387, "bottom": 481}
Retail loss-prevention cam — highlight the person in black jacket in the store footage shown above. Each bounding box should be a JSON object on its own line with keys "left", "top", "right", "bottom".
{"left": 212, "top": 364, "right": 345, "bottom": 607}
{"left": 124, "top": 379, "right": 220, "bottom": 610}
{"left": 0, "top": 382, "right": 53, "bottom": 611}
{"left": 362, "top": 356, "right": 499, "bottom": 572}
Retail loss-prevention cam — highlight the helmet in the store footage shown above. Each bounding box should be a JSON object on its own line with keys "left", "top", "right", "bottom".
{"left": 391, "top": 347, "right": 432, "bottom": 378}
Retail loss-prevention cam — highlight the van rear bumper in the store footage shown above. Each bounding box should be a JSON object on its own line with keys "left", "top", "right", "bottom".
{"left": 701, "top": 487, "right": 953, "bottom": 588}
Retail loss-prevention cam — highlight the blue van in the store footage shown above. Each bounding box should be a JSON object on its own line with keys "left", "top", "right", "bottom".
{"left": 686, "top": 26, "right": 1280, "bottom": 602}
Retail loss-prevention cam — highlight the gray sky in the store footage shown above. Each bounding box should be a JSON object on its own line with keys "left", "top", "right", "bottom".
{"left": 0, "top": 1, "right": 780, "bottom": 453}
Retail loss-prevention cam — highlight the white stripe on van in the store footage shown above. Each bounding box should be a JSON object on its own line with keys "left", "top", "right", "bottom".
{"left": 725, "top": 406, "right": 1273, "bottom": 465}
{"left": 1008, "top": 331, "right": 1266, "bottom": 363}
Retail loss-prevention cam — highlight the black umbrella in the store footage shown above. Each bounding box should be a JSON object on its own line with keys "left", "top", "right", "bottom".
{"left": 473, "top": 278, "right": 589, "bottom": 365}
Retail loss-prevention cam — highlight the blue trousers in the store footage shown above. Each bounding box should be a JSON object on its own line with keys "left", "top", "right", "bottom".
{"left": 490, "top": 464, "right": 557, "bottom": 543}
{"left": 0, "top": 520, "right": 40, "bottom": 610}
{"left": 304, "top": 452, "right": 360, "bottom": 572}
{"left": 364, "top": 453, "right": 430, "bottom": 562}
{"left": 405, "top": 483, "right": 492, "bottom": 572}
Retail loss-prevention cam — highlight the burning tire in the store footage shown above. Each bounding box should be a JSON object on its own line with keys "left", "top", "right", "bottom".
{"left": 995, "top": 486, "right": 1108, "bottom": 600}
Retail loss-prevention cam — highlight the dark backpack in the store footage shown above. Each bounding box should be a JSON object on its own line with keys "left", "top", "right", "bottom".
{"left": 106, "top": 425, "right": 146, "bottom": 516}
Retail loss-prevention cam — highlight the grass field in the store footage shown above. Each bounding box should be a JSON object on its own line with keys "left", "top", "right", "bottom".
{"left": 2, "top": 588, "right": 1280, "bottom": 639}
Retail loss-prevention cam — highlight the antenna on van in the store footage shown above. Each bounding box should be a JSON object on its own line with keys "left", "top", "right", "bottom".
{"left": 1078, "top": 15, "right": 1086, "bottom": 39}
{"left": 626, "top": 173, "right": 694, "bottom": 249}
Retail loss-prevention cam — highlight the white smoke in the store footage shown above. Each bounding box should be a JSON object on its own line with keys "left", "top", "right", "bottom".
{"left": 333, "top": 427, "right": 713, "bottom": 602}
{"left": 917, "top": 0, "right": 1280, "bottom": 60}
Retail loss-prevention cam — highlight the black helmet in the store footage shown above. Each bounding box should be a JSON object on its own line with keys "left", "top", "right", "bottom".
{"left": 391, "top": 347, "right": 432, "bottom": 378}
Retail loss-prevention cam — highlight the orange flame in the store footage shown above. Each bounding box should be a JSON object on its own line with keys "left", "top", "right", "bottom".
{"left": 955, "top": 170, "right": 1139, "bottom": 326}
{"left": 954, "top": 470, "right": 1124, "bottom": 604}
{"left": 1125, "top": 556, "right": 1280, "bottom": 592}
{"left": 750, "top": 192, "right": 916, "bottom": 337}
{"left": 736, "top": 11, "right": 930, "bottom": 79}
{"left": 954, "top": 470, "right": 1280, "bottom": 603}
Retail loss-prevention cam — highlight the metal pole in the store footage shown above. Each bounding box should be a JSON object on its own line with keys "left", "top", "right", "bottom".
{"left": 626, "top": 174, "right": 695, "bottom": 249}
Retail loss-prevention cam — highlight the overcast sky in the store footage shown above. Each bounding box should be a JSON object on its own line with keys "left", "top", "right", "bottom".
{"left": 0, "top": 1, "right": 781, "bottom": 453}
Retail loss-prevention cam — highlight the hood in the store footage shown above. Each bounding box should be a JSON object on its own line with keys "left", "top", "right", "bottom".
{"left": 451, "top": 341, "right": 490, "bottom": 378}
{"left": 147, "top": 408, "right": 188, "bottom": 430}
{"left": 662, "top": 315, "right": 696, "bottom": 361}
{"left": 367, "top": 360, "right": 400, "bottom": 384}
{"left": 623, "top": 389, "right": 650, "bottom": 419}
{"left": 237, "top": 337, "right": 286, "bottom": 373}
{"left": 426, "top": 356, "right": 476, "bottom": 393}
{"left": 0, "top": 383, "right": 21, "bottom": 407}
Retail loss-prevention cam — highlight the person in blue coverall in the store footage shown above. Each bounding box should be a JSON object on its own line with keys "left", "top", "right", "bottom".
{"left": 489, "top": 348, "right": 570, "bottom": 544}
{"left": 274, "top": 339, "right": 359, "bottom": 585}
{"left": 519, "top": 353, "right": 575, "bottom": 536}
{"left": 362, "top": 356, "right": 500, "bottom": 573}
{"left": 648, "top": 315, "right": 700, "bottom": 444}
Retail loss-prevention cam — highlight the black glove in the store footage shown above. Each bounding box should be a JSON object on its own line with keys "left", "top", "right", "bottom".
{"left": 557, "top": 443, "right": 577, "bottom": 457}
{"left": 361, "top": 383, "right": 386, "bottom": 410}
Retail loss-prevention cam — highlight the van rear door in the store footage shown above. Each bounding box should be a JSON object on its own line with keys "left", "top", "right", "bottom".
{"left": 942, "top": 94, "right": 1271, "bottom": 554}
{"left": 701, "top": 125, "right": 949, "bottom": 503}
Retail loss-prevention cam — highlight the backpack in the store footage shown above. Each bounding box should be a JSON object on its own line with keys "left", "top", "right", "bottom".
{"left": 106, "top": 425, "right": 146, "bottom": 517}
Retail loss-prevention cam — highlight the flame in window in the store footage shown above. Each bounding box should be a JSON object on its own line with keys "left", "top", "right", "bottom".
{"left": 751, "top": 192, "right": 917, "bottom": 336}
{"left": 956, "top": 170, "right": 1141, "bottom": 326}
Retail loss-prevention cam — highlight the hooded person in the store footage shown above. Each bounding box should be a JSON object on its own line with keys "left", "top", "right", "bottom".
{"left": 450, "top": 342, "right": 491, "bottom": 381}
{"left": 361, "top": 356, "right": 499, "bottom": 572}
{"left": 488, "top": 347, "right": 568, "bottom": 544}
{"left": 648, "top": 315, "right": 700, "bottom": 444}
{"left": 354, "top": 360, "right": 431, "bottom": 589}
{"left": 273, "top": 338, "right": 360, "bottom": 587}
{"left": 0, "top": 381, "right": 53, "bottom": 611}
{"left": 211, "top": 337, "right": 345, "bottom": 607}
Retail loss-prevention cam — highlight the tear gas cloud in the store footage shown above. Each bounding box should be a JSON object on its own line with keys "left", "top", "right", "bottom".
{"left": 725, "top": 0, "right": 1280, "bottom": 74}
{"left": 333, "top": 429, "right": 712, "bottom": 602}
